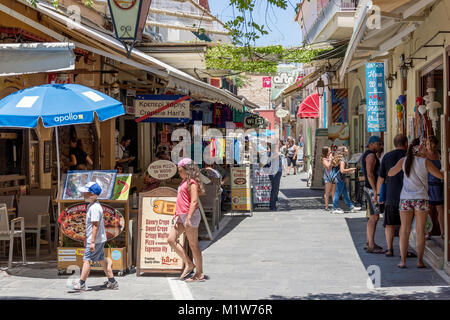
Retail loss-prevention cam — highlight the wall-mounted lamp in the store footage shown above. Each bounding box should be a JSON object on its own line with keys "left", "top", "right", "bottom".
{"left": 385, "top": 72, "right": 397, "bottom": 89}
{"left": 316, "top": 77, "right": 325, "bottom": 97}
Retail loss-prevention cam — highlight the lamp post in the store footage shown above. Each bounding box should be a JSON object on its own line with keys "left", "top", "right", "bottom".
{"left": 108, "top": 0, "right": 152, "bottom": 58}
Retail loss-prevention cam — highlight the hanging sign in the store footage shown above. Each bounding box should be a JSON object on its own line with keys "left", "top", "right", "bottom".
{"left": 147, "top": 160, "right": 177, "bottom": 180}
{"left": 365, "top": 62, "right": 386, "bottom": 132}
{"left": 135, "top": 95, "right": 190, "bottom": 123}
{"left": 262, "top": 77, "right": 272, "bottom": 88}
{"left": 244, "top": 114, "right": 265, "bottom": 128}
{"left": 276, "top": 109, "right": 290, "bottom": 118}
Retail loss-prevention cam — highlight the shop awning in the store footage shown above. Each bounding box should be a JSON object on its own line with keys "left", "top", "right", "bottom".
{"left": 0, "top": 1, "right": 245, "bottom": 111}
{"left": 0, "top": 42, "right": 75, "bottom": 76}
{"left": 338, "top": 0, "right": 435, "bottom": 80}
{"left": 297, "top": 93, "right": 320, "bottom": 119}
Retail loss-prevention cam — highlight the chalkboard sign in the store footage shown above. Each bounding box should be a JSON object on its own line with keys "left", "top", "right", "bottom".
{"left": 251, "top": 165, "right": 271, "bottom": 207}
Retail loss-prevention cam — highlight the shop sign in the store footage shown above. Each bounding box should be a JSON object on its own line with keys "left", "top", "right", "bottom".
{"left": 107, "top": 0, "right": 152, "bottom": 41}
{"left": 365, "top": 62, "right": 386, "bottom": 132}
{"left": 262, "top": 77, "right": 272, "bottom": 88}
{"left": 138, "top": 196, "right": 184, "bottom": 271}
{"left": 275, "top": 109, "right": 289, "bottom": 118}
{"left": 328, "top": 124, "right": 349, "bottom": 152}
{"left": 244, "top": 114, "right": 265, "bottom": 128}
{"left": 58, "top": 203, "right": 125, "bottom": 242}
{"left": 147, "top": 160, "right": 177, "bottom": 180}
{"left": 134, "top": 95, "right": 190, "bottom": 123}
{"left": 231, "top": 167, "right": 251, "bottom": 211}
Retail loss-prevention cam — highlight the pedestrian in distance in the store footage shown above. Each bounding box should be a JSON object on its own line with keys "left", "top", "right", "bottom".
{"left": 268, "top": 149, "right": 282, "bottom": 211}
{"left": 425, "top": 135, "right": 444, "bottom": 240}
{"left": 331, "top": 146, "right": 361, "bottom": 214}
{"left": 167, "top": 158, "right": 205, "bottom": 282}
{"left": 376, "top": 134, "right": 408, "bottom": 257}
{"left": 280, "top": 140, "right": 288, "bottom": 177}
{"left": 71, "top": 182, "right": 118, "bottom": 291}
{"left": 286, "top": 137, "right": 298, "bottom": 175}
{"left": 388, "top": 138, "right": 444, "bottom": 268}
{"left": 321, "top": 146, "right": 335, "bottom": 211}
{"left": 361, "top": 135, "right": 384, "bottom": 254}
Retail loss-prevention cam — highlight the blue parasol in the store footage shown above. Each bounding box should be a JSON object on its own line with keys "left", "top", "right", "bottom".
{"left": 0, "top": 83, "right": 124, "bottom": 218}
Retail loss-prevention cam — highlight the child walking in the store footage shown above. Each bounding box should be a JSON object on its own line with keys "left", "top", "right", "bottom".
{"left": 72, "top": 182, "right": 118, "bottom": 291}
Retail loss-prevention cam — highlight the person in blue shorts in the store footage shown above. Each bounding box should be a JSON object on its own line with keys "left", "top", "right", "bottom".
{"left": 72, "top": 182, "right": 118, "bottom": 291}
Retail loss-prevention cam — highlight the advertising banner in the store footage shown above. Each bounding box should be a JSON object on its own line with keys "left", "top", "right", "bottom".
{"left": 331, "top": 89, "right": 348, "bottom": 124}
{"left": 138, "top": 196, "right": 183, "bottom": 270}
{"left": 365, "top": 63, "right": 386, "bottom": 132}
{"left": 231, "top": 167, "right": 251, "bottom": 211}
{"left": 251, "top": 166, "right": 271, "bottom": 206}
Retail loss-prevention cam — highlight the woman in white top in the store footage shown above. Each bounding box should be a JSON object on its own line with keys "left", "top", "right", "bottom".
{"left": 388, "top": 138, "right": 443, "bottom": 269}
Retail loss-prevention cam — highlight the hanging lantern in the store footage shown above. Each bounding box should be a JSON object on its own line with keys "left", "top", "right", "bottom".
{"left": 316, "top": 77, "right": 325, "bottom": 97}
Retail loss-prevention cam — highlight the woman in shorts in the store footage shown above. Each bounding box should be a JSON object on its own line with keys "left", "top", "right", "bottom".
{"left": 321, "top": 146, "right": 335, "bottom": 210}
{"left": 425, "top": 135, "right": 444, "bottom": 239}
{"left": 167, "top": 158, "right": 205, "bottom": 282}
{"left": 388, "top": 138, "right": 443, "bottom": 269}
{"left": 286, "top": 138, "right": 298, "bottom": 175}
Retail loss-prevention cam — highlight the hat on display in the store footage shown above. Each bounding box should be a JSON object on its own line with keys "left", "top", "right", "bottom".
{"left": 78, "top": 181, "right": 102, "bottom": 195}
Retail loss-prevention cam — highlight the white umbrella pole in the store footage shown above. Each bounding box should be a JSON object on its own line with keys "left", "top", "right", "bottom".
{"left": 55, "top": 127, "right": 61, "bottom": 248}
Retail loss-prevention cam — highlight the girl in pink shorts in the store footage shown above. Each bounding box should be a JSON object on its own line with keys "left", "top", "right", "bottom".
{"left": 167, "top": 158, "right": 205, "bottom": 282}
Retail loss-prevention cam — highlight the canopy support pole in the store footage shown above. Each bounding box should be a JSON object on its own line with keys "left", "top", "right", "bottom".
{"left": 55, "top": 126, "right": 61, "bottom": 248}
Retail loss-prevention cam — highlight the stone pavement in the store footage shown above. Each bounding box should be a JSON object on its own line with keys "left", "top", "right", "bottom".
{"left": 1, "top": 173, "right": 450, "bottom": 300}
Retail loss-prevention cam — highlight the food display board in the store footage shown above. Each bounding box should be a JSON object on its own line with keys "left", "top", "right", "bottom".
{"left": 63, "top": 170, "right": 117, "bottom": 200}
{"left": 112, "top": 174, "right": 132, "bottom": 200}
{"left": 137, "top": 194, "right": 184, "bottom": 275}
{"left": 58, "top": 203, "right": 125, "bottom": 242}
{"left": 251, "top": 165, "right": 271, "bottom": 207}
{"left": 311, "top": 128, "right": 329, "bottom": 190}
{"left": 231, "top": 167, "right": 251, "bottom": 211}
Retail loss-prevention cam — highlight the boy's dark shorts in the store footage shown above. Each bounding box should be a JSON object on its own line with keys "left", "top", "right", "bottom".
{"left": 83, "top": 242, "right": 105, "bottom": 262}
{"left": 383, "top": 204, "right": 401, "bottom": 227}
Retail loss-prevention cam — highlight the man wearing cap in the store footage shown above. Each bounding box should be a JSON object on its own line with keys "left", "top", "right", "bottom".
{"left": 361, "top": 136, "right": 384, "bottom": 254}
{"left": 72, "top": 182, "right": 118, "bottom": 291}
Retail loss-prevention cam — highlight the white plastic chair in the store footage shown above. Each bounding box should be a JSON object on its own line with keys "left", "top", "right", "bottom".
{"left": 0, "top": 203, "right": 26, "bottom": 269}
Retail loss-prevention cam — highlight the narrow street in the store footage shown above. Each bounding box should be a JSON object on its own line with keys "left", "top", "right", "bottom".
{"left": 1, "top": 172, "right": 449, "bottom": 300}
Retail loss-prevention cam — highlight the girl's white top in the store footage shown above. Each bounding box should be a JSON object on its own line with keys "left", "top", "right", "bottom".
{"left": 400, "top": 156, "right": 429, "bottom": 200}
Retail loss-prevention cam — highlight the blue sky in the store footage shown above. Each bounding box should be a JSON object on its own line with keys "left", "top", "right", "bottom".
{"left": 209, "top": 1, "right": 303, "bottom": 47}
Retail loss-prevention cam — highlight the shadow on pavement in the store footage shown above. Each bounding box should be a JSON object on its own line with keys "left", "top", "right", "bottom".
{"left": 268, "top": 286, "right": 450, "bottom": 300}
{"left": 344, "top": 217, "right": 448, "bottom": 289}
{"left": 200, "top": 216, "right": 248, "bottom": 251}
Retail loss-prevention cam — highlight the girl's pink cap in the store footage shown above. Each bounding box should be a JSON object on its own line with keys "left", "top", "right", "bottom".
{"left": 177, "top": 158, "right": 192, "bottom": 167}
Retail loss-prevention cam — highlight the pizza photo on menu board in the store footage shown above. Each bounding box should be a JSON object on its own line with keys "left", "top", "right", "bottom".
{"left": 58, "top": 203, "right": 125, "bottom": 242}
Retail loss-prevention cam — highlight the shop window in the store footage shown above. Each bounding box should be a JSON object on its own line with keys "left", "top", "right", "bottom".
{"left": 420, "top": 65, "right": 444, "bottom": 140}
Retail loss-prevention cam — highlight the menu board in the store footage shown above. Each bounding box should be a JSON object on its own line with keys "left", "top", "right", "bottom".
{"left": 137, "top": 196, "right": 184, "bottom": 272}
{"left": 112, "top": 174, "right": 132, "bottom": 200}
{"left": 62, "top": 170, "right": 117, "bottom": 200}
{"left": 231, "top": 167, "right": 251, "bottom": 211}
{"left": 251, "top": 165, "right": 271, "bottom": 206}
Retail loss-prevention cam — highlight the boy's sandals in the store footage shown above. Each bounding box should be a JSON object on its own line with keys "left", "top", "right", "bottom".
{"left": 185, "top": 275, "right": 205, "bottom": 282}
{"left": 364, "top": 243, "right": 383, "bottom": 251}
{"left": 180, "top": 265, "right": 195, "bottom": 280}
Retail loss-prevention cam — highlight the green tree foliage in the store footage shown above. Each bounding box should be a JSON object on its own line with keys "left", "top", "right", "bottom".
{"left": 206, "top": 43, "right": 331, "bottom": 74}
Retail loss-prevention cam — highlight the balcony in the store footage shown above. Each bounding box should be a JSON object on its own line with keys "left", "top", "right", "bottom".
{"left": 304, "top": 0, "right": 358, "bottom": 44}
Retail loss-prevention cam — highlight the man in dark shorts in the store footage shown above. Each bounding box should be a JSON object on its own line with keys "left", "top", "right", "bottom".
{"left": 361, "top": 136, "right": 382, "bottom": 253}
{"left": 377, "top": 134, "right": 407, "bottom": 257}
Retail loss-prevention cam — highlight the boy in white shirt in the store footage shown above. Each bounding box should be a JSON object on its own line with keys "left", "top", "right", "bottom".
{"left": 72, "top": 182, "right": 118, "bottom": 291}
